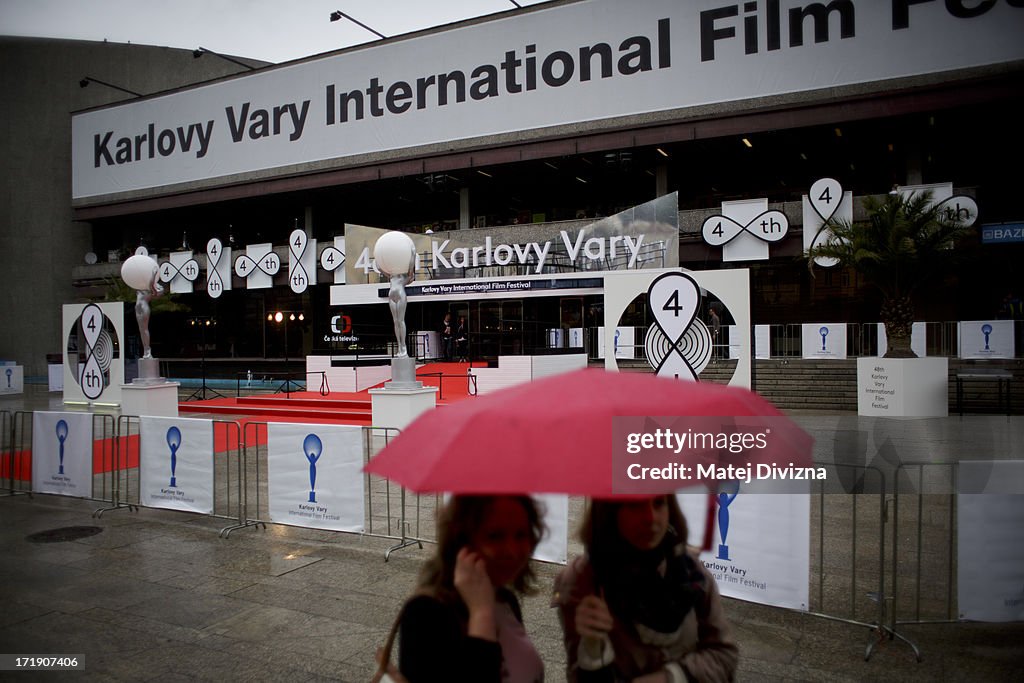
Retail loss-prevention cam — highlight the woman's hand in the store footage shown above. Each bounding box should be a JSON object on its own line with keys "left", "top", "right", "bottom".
{"left": 575, "top": 594, "right": 615, "bottom": 659}
{"left": 454, "top": 547, "right": 497, "bottom": 641}
{"left": 575, "top": 594, "right": 614, "bottom": 639}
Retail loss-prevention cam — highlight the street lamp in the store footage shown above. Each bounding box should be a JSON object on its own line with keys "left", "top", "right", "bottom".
{"left": 328, "top": 9, "right": 387, "bottom": 39}
{"left": 268, "top": 311, "right": 305, "bottom": 395}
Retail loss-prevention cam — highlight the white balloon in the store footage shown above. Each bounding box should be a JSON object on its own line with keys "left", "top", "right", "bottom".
{"left": 121, "top": 254, "right": 158, "bottom": 290}
{"left": 373, "top": 231, "right": 416, "bottom": 276}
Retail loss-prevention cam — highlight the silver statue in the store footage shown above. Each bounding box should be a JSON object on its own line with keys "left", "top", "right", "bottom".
{"left": 384, "top": 247, "right": 417, "bottom": 358}
{"left": 135, "top": 268, "right": 164, "bottom": 359}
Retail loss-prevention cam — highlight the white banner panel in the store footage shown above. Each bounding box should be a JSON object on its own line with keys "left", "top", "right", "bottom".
{"left": 680, "top": 490, "right": 810, "bottom": 610}
{"left": 802, "top": 323, "right": 847, "bottom": 359}
{"left": 958, "top": 320, "right": 1015, "bottom": 359}
{"left": 71, "top": 1, "right": 1024, "bottom": 199}
{"left": 957, "top": 461, "right": 1024, "bottom": 622}
{"left": 0, "top": 365, "right": 24, "bottom": 395}
{"left": 267, "top": 423, "right": 365, "bottom": 532}
{"left": 754, "top": 324, "right": 771, "bottom": 359}
{"left": 31, "top": 411, "right": 93, "bottom": 498}
{"left": 533, "top": 493, "right": 568, "bottom": 566}
{"left": 139, "top": 416, "right": 215, "bottom": 514}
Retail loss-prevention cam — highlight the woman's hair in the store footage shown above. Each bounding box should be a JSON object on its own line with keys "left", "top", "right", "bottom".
{"left": 580, "top": 495, "right": 689, "bottom": 556}
{"left": 418, "top": 495, "right": 546, "bottom": 600}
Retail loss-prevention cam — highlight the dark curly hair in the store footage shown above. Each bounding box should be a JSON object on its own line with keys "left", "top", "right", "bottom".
{"left": 418, "top": 495, "right": 547, "bottom": 601}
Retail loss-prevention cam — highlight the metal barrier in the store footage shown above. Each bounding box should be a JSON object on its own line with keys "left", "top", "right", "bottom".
{"left": 1, "top": 410, "right": 14, "bottom": 495}
{"left": 9, "top": 411, "right": 116, "bottom": 507}
{"left": 221, "top": 421, "right": 268, "bottom": 537}
{"left": 415, "top": 372, "right": 478, "bottom": 400}
{"left": 891, "top": 462, "right": 958, "bottom": 630}
{"left": 363, "top": 426, "right": 444, "bottom": 560}
{"left": 804, "top": 463, "right": 918, "bottom": 660}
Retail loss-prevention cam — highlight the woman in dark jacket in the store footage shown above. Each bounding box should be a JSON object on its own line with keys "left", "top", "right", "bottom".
{"left": 553, "top": 495, "right": 738, "bottom": 683}
{"left": 381, "top": 495, "right": 546, "bottom": 682}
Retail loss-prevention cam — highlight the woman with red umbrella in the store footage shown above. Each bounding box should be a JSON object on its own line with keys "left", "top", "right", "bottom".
{"left": 376, "top": 495, "right": 546, "bottom": 682}
{"left": 553, "top": 495, "right": 738, "bottom": 683}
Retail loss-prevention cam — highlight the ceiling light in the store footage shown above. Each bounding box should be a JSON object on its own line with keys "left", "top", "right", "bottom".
{"left": 741, "top": 138, "right": 752, "bottom": 148}
{"left": 656, "top": 148, "right": 669, "bottom": 157}
{"left": 477, "top": 170, "right": 492, "bottom": 178}
{"left": 575, "top": 176, "right": 588, "bottom": 184}
{"left": 799, "top": 152, "right": 807, "bottom": 160}
{"left": 834, "top": 127, "right": 842, "bottom": 137}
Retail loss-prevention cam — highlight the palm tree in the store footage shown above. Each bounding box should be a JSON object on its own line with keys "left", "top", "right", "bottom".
{"left": 808, "top": 191, "right": 974, "bottom": 358}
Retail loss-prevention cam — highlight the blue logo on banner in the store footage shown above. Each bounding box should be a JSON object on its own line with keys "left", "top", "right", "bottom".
{"left": 819, "top": 326, "right": 829, "bottom": 351}
{"left": 166, "top": 426, "right": 181, "bottom": 487}
{"left": 304, "top": 434, "right": 323, "bottom": 503}
{"left": 5, "top": 368, "right": 10, "bottom": 388}
{"left": 982, "top": 324, "right": 993, "bottom": 351}
{"left": 55, "top": 419, "right": 68, "bottom": 475}
{"left": 717, "top": 482, "right": 740, "bottom": 561}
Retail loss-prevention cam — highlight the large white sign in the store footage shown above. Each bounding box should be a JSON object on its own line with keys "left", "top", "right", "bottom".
{"left": 139, "top": 416, "right": 215, "bottom": 514}
{"left": 801, "top": 323, "right": 846, "bottom": 359}
{"left": 267, "top": 423, "right": 365, "bottom": 532}
{"left": 957, "top": 461, "right": 1024, "bottom": 622}
{"left": 958, "top": 320, "right": 1015, "bottom": 359}
{"left": 680, "top": 490, "right": 810, "bottom": 610}
{"left": 31, "top": 411, "right": 93, "bottom": 498}
{"left": 71, "top": 1, "right": 1024, "bottom": 199}
{"left": 62, "top": 302, "right": 125, "bottom": 406}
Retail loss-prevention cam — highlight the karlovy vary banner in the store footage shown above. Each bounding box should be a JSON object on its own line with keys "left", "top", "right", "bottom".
{"left": 71, "top": 0, "right": 1024, "bottom": 200}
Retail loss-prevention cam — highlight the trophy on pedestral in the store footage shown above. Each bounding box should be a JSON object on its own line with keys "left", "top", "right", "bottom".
{"left": 374, "top": 232, "right": 422, "bottom": 390}
{"left": 121, "top": 248, "right": 167, "bottom": 384}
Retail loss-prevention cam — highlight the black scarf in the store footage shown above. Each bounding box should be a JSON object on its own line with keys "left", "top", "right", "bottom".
{"left": 591, "top": 530, "right": 706, "bottom": 635}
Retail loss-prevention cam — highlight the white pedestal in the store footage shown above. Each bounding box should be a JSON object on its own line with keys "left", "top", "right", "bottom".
{"left": 857, "top": 357, "right": 948, "bottom": 417}
{"left": 121, "top": 381, "right": 180, "bottom": 417}
{"left": 369, "top": 386, "right": 438, "bottom": 430}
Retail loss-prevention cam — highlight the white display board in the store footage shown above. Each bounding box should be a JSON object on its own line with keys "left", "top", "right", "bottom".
{"left": 680, "top": 491, "right": 810, "bottom": 611}
{"left": 31, "top": 411, "right": 93, "bottom": 498}
{"left": 595, "top": 326, "right": 636, "bottom": 360}
{"left": 957, "top": 461, "right": 1024, "bottom": 622}
{"left": 139, "top": 416, "right": 215, "bottom": 514}
{"left": 0, "top": 365, "right": 24, "bottom": 395}
{"left": 801, "top": 323, "right": 847, "bottom": 359}
{"left": 754, "top": 324, "right": 771, "bottom": 359}
{"left": 802, "top": 178, "right": 852, "bottom": 268}
{"left": 603, "top": 268, "right": 752, "bottom": 388}
{"left": 267, "top": 423, "right": 365, "bottom": 532}
{"left": 958, "top": 320, "right": 1015, "bottom": 359}
{"left": 856, "top": 357, "right": 948, "bottom": 417}
{"left": 533, "top": 493, "right": 568, "bottom": 566}
{"left": 62, "top": 302, "right": 125, "bottom": 406}
{"left": 568, "top": 328, "right": 584, "bottom": 349}
{"left": 878, "top": 322, "right": 926, "bottom": 358}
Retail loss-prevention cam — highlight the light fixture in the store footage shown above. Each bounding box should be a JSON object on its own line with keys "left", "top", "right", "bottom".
{"left": 888, "top": 143, "right": 894, "bottom": 152}
{"left": 192, "top": 47, "right": 256, "bottom": 71}
{"left": 329, "top": 10, "right": 387, "bottom": 39}
{"left": 834, "top": 127, "right": 843, "bottom": 137}
{"left": 78, "top": 77, "right": 142, "bottom": 97}
{"left": 741, "top": 138, "right": 752, "bottom": 148}
{"left": 274, "top": 312, "right": 283, "bottom": 323}
{"left": 656, "top": 147, "right": 669, "bottom": 157}
{"left": 575, "top": 176, "right": 588, "bottom": 184}
{"left": 799, "top": 152, "right": 808, "bottom": 160}
{"left": 267, "top": 314, "right": 273, "bottom": 321}
{"left": 477, "top": 170, "right": 492, "bottom": 178}
{"left": 289, "top": 313, "right": 296, "bottom": 321}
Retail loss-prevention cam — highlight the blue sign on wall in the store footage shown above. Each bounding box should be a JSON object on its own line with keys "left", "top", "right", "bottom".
{"left": 981, "top": 222, "right": 1024, "bottom": 244}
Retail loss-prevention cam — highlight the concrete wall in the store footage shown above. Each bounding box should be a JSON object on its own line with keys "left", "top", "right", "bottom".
{"left": 0, "top": 37, "right": 266, "bottom": 376}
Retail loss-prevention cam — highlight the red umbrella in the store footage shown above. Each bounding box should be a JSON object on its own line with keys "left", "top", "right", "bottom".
{"left": 364, "top": 368, "right": 814, "bottom": 498}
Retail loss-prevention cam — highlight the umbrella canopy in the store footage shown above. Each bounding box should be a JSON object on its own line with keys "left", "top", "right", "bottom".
{"left": 364, "top": 368, "right": 813, "bottom": 497}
